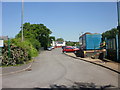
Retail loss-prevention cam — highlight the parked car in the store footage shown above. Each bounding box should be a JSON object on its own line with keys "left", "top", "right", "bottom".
{"left": 47, "top": 47, "right": 53, "bottom": 51}
{"left": 51, "top": 46, "right": 55, "bottom": 49}
{"left": 62, "top": 46, "right": 66, "bottom": 49}
{"left": 62, "top": 46, "right": 79, "bottom": 53}
{"left": 73, "top": 46, "right": 80, "bottom": 49}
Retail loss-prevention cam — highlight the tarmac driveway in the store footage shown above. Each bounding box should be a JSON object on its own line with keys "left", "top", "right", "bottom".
{"left": 2, "top": 48, "right": 118, "bottom": 88}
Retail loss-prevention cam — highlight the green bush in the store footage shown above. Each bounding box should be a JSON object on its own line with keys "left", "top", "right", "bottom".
{"left": 2, "top": 38, "right": 39, "bottom": 66}
{"left": 11, "top": 38, "right": 38, "bottom": 58}
{"left": 26, "top": 38, "right": 41, "bottom": 51}
{"left": 2, "top": 43, "right": 29, "bottom": 66}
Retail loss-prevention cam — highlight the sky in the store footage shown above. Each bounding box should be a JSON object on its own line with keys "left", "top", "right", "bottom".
{"left": 2, "top": 2, "right": 118, "bottom": 41}
{"left": 0, "top": 1, "right": 2, "bottom": 36}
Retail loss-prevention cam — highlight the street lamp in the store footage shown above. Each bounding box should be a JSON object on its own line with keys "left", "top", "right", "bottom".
{"left": 21, "top": 0, "right": 24, "bottom": 41}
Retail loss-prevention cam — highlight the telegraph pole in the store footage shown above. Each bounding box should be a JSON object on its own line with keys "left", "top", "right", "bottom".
{"left": 21, "top": 0, "right": 24, "bottom": 41}
{"left": 117, "top": 0, "right": 120, "bottom": 61}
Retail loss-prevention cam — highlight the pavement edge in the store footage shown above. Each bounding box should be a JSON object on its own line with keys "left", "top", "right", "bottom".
{"left": 0, "top": 61, "right": 33, "bottom": 76}
{"left": 64, "top": 53, "right": 120, "bottom": 74}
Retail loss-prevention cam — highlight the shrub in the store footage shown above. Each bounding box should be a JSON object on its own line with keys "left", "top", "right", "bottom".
{"left": 26, "top": 38, "right": 41, "bottom": 51}
{"left": 2, "top": 43, "right": 29, "bottom": 66}
{"left": 11, "top": 38, "right": 38, "bottom": 58}
{"left": 2, "top": 38, "right": 40, "bottom": 66}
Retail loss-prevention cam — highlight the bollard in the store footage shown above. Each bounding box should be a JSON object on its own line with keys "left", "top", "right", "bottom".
{"left": 8, "top": 38, "right": 11, "bottom": 60}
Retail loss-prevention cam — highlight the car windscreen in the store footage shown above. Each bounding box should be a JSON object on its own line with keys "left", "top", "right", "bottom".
{"left": 66, "top": 48, "right": 73, "bottom": 49}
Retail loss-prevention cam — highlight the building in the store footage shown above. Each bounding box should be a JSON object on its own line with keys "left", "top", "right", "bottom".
{"left": 79, "top": 32, "right": 101, "bottom": 50}
{"left": 55, "top": 41, "right": 66, "bottom": 48}
{"left": 0, "top": 36, "right": 8, "bottom": 40}
{"left": 51, "top": 41, "right": 55, "bottom": 47}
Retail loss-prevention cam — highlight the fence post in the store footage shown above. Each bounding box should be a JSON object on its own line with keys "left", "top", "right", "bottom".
{"left": 0, "top": 39, "right": 3, "bottom": 66}
{"left": 105, "top": 37, "right": 107, "bottom": 58}
{"left": 0, "top": 48, "right": 1, "bottom": 56}
{"left": 116, "top": 34, "right": 119, "bottom": 61}
{"left": 118, "top": 24, "right": 120, "bottom": 62}
{"left": 8, "top": 38, "right": 11, "bottom": 60}
{"left": 0, "top": 47, "right": 2, "bottom": 66}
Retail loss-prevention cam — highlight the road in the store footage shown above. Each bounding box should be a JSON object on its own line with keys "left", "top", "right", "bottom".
{"left": 2, "top": 48, "right": 118, "bottom": 88}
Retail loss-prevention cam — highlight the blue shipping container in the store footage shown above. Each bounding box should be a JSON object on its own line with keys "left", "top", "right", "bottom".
{"left": 85, "top": 34, "right": 101, "bottom": 49}
{"left": 84, "top": 34, "right": 101, "bottom": 50}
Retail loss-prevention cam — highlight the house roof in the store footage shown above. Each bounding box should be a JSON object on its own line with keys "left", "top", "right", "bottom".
{"left": 0, "top": 36, "right": 8, "bottom": 40}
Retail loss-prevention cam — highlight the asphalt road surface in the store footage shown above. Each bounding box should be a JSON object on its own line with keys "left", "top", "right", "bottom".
{"left": 2, "top": 48, "right": 118, "bottom": 88}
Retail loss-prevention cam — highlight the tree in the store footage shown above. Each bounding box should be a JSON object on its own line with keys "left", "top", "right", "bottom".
{"left": 56, "top": 38, "right": 64, "bottom": 41}
{"left": 66, "top": 41, "right": 79, "bottom": 46}
{"left": 49, "top": 36, "right": 55, "bottom": 44}
{"left": 102, "top": 28, "right": 119, "bottom": 41}
{"left": 16, "top": 22, "right": 52, "bottom": 50}
{"left": 50, "top": 36, "right": 55, "bottom": 41}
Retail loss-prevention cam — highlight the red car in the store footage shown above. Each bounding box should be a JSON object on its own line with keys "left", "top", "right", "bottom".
{"left": 62, "top": 46, "right": 79, "bottom": 53}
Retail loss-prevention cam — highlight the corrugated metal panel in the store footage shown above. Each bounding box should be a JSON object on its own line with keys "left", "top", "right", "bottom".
{"left": 107, "top": 38, "right": 116, "bottom": 50}
{"left": 82, "top": 35, "right": 86, "bottom": 49}
{"left": 85, "top": 34, "right": 94, "bottom": 49}
{"left": 79, "top": 37, "right": 82, "bottom": 45}
{"left": 86, "top": 34, "right": 101, "bottom": 50}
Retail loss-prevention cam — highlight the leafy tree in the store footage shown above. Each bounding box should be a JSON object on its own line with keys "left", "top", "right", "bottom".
{"left": 16, "top": 22, "right": 52, "bottom": 49}
{"left": 50, "top": 36, "right": 55, "bottom": 41}
{"left": 56, "top": 38, "right": 64, "bottom": 41}
{"left": 66, "top": 41, "right": 74, "bottom": 46}
{"left": 102, "top": 28, "right": 118, "bottom": 41}
{"left": 66, "top": 41, "right": 79, "bottom": 46}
